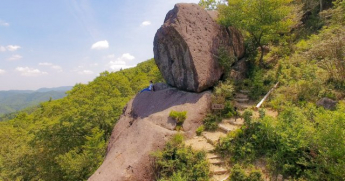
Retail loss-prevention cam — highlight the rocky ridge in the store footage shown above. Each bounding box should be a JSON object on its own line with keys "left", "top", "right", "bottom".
{"left": 89, "top": 85, "right": 211, "bottom": 181}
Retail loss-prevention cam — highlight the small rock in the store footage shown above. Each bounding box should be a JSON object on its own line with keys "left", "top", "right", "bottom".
{"left": 316, "top": 97, "right": 337, "bottom": 110}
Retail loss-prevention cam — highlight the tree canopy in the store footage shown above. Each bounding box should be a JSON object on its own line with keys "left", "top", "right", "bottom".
{"left": 0, "top": 59, "right": 164, "bottom": 181}
{"left": 218, "top": 0, "right": 294, "bottom": 65}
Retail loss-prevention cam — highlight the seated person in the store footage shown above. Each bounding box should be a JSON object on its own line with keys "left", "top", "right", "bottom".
{"left": 140, "top": 81, "right": 154, "bottom": 93}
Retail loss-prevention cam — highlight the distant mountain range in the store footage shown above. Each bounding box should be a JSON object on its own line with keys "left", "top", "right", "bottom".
{"left": 0, "top": 86, "right": 73, "bottom": 116}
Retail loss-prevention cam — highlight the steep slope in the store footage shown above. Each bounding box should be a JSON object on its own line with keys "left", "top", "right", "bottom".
{"left": 89, "top": 85, "right": 211, "bottom": 181}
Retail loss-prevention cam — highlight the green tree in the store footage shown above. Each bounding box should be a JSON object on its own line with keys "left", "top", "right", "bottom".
{"left": 218, "top": 0, "right": 294, "bottom": 66}
{"left": 198, "top": 0, "right": 218, "bottom": 10}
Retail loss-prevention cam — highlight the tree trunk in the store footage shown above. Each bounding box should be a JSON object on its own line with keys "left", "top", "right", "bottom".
{"left": 320, "top": 0, "right": 323, "bottom": 12}
{"left": 259, "top": 45, "right": 264, "bottom": 67}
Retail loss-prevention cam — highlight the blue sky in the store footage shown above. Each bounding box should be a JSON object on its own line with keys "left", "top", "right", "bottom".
{"left": 0, "top": 0, "right": 199, "bottom": 90}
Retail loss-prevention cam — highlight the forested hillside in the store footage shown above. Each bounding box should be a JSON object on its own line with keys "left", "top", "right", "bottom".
{"left": 0, "top": 59, "right": 163, "bottom": 180}
{"left": 0, "top": 89, "right": 70, "bottom": 116}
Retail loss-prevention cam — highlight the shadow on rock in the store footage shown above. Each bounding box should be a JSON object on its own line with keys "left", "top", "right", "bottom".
{"left": 131, "top": 83, "right": 207, "bottom": 118}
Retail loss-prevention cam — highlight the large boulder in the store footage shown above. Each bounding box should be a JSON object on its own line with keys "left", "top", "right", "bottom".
{"left": 89, "top": 85, "right": 211, "bottom": 181}
{"left": 154, "top": 3, "right": 244, "bottom": 92}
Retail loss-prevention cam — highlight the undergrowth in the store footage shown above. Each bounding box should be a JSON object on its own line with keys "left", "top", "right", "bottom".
{"left": 216, "top": 104, "right": 345, "bottom": 180}
{"left": 151, "top": 134, "right": 209, "bottom": 181}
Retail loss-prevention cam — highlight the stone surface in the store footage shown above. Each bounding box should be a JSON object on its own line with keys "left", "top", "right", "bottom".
{"left": 230, "top": 58, "right": 248, "bottom": 81}
{"left": 316, "top": 97, "right": 337, "bottom": 110}
{"left": 154, "top": 3, "right": 244, "bottom": 92}
{"left": 88, "top": 85, "right": 211, "bottom": 181}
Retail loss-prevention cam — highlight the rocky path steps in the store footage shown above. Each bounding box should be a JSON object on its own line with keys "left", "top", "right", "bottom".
{"left": 185, "top": 91, "right": 277, "bottom": 181}
{"left": 185, "top": 116, "right": 244, "bottom": 181}
{"left": 185, "top": 91, "right": 251, "bottom": 181}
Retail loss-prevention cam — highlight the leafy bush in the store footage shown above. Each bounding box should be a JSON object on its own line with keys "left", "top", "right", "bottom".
{"left": 169, "top": 111, "right": 187, "bottom": 124}
{"left": 203, "top": 114, "right": 221, "bottom": 131}
{"left": 221, "top": 101, "right": 235, "bottom": 118}
{"left": 169, "top": 111, "right": 187, "bottom": 131}
{"left": 212, "top": 81, "right": 234, "bottom": 105}
{"left": 196, "top": 125, "right": 204, "bottom": 136}
{"left": 229, "top": 164, "right": 263, "bottom": 181}
{"left": 151, "top": 134, "right": 209, "bottom": 181}
{"left": 217, "top": 103, "right": 345, "bottom": 180}
{"left": 216, "top": 46, "right": 237, "bottom": 79}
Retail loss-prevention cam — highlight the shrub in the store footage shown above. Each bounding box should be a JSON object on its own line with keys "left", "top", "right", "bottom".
{"left": 221, "top": 101, "right": 235, "bottom": 118}
{"left": 229, "top": 164, "right": 264, "bottom": 181}
{"left": 196, "top": 125, "right": 204, "bottom": 136}
{"left": 212, "top": 81, "right": 234, "bottom": 105}
{"left": 151, "top": 134, "right": 209, "bottom": 181}
{"left": 216, "top": 46, "right": 237, "bottom": 78}
{"left": 169, "top": 111, "right": 187, "bottom": 131}
{"left": 169, "top": 111, "right": 187, "bottom": 124}
{"left": 243, "top": 109, "right": 253, "bottom": 126}
{"left": 203, "top": 114, "right": 221, "bottom": 131}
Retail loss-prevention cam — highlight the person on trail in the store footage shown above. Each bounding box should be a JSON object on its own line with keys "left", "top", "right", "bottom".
{"left": 234, "top": 106, "right": 238, "bottom": 122}
{"left": 140, "top": 80, "right": 154, "bottom": 93}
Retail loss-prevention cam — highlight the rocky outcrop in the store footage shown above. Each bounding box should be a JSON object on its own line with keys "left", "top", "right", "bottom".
{"left": 317, "top": 97, "right": 337, "bottom": 110}
{"left": 154, "top": 3, "right": 245, "bottom": 93}
{"left": 88, "top": 84, "right": 211, "bottom": 181}
{"left": 230, "top": 58, "right": 248, "bottom": 81}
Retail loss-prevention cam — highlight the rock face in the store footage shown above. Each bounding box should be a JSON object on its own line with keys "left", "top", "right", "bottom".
{"left": 317, "top": 97, "right": 337, "bottom": 110}
{"left": 88, "top": 84, "right": 211, "bottom": 181}
{"left": 154, "top": 3, "right": 244, "bottom": 93}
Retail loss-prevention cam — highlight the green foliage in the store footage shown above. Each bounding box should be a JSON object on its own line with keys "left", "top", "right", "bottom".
{"left": 212, "top": 81, "right": 234, "bottom": 105}
{"left": 169, "top": 111, "right": 187, "bottom": 131}
{"left": 216, "top": 46, "right": 237, "bottom": 78}
{"left": 229, "top": 164, "right": 264, "bottom": 181}
{"left": 217, "top": 103, "right": 345, "bottom": 180}
{"left": 196, "top": 125, "right": 204, "bottom": 136}
{"left": 0, "top": 59, "right": 163, "bottom": 180}
{"left": 203, "top": 114, "right": 221, "bottom": 131}
{"left": 0, "top": 90, "right": 68, "bottom": 115}
{"left": 218, "top": 0, "right": 294, "bottom": 64}
{"left": 169, "top": 111, "right": 187, "bottom": 124}
{"left": 222, "top": 101, "right": 235, "bottom": 118}
{"left": 198, "top": 0, "right": 220, "bottom": 10}
{"left": 151, "top": 134, "right": 209, "bottom": 181}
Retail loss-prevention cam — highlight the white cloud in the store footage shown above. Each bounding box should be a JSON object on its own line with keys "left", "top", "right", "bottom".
{"left": 7, "top": 45, "right": 21, "bottom": 51}
{"left": 0, "top": 69, "right": 5, "bottom": 74}
{"left": 108, "top": 53, "right": 136, "bottom": 71}
{"left": 0, "top": 20, "right": 9, "bottom": 27}
{"left": 117, "top": 53, "right": 135, "bottom": 61}
{"left": 8, "top": 54, "right": 23, "bottom": 61}
{"left": 39, "top": 62, "right": 62, "bottom": 72}
{"left": 141, "top": 21, "right": 151, "bottom": 26}
{"left": 91, "top": 40, "right": 109, "bottom": 50}
{"left": 78, "top": 70, "right": 94, "bottom": 75}
{"left": 109, "top": 60, "right": 134, "bottom": 70}
{"left": 15, "top": 67, "right": 47, "bottom": 76}
{"left": 0, "top": 45, "right": 21, "bottom": 52}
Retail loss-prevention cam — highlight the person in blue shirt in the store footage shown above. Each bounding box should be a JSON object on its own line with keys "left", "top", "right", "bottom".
{"left": 140, "top": 80, "right": 153, "bottom": 93}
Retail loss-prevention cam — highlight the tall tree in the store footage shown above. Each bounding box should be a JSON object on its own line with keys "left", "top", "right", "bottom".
{"left": 218, "top": 0, "right": 294, "bottom": 66}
